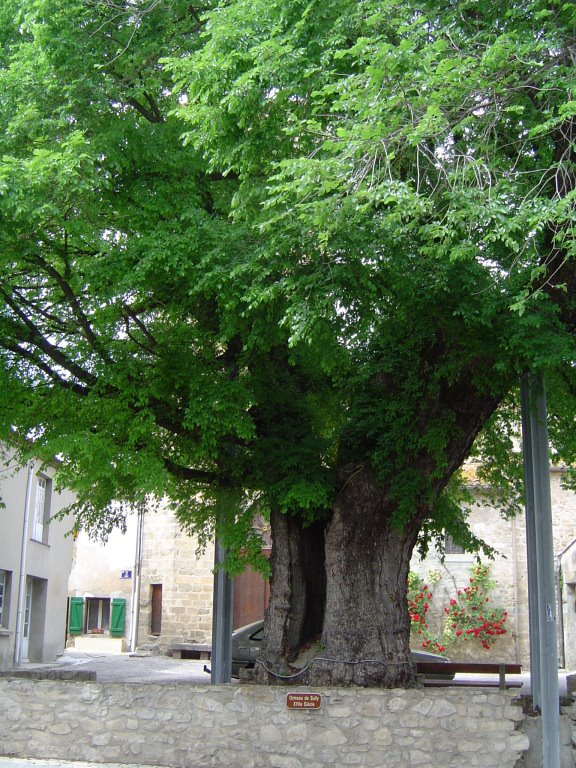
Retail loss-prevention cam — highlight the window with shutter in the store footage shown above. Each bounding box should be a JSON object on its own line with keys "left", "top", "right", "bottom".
{"left": 110, "top": 598, "right": 126, "bottom": 637}
{"left": 68, "top": 597, "right": 84, "bottom": 635}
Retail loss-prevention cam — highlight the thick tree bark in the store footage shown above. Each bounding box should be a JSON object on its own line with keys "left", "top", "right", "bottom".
{"left": 254, "top": 508, "right": 327, "bottom": 683}
{"left": 255, "top": 470, "right": 422, "bottom": 688}
{"left": 255, "top": 369, "right": 505, "bottom": 688}
{"left": 308, "top": 466, "right": 421, "bottom": 687}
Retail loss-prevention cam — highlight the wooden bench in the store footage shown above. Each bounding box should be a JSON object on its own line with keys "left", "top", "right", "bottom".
{"left": 171, "top": 643, "right": 212, "bottom": 660}
{"left": 415, "top": 661, "right": 523, "bottom": 690}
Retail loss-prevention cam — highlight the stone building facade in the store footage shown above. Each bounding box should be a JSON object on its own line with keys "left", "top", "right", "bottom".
{"left": 73, "top": 467, "right": 576, "bottom": 667}
{"left": 67, "top": 516, "right": 139, "bottom": 652}
{"left": 136, "top": 506, "right": 215, "bottom": 652}
{"left": 410, "top": 468, "right": 576, "bottom": 668}
{"left": 69, "top": 503, "right": 270, "bottom": 656}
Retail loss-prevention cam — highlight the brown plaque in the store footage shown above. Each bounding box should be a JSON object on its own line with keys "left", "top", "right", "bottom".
{"left": 286, "top": 693, "right": 322, "bottom": 710}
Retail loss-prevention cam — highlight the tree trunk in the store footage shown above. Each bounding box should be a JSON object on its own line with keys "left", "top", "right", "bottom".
{"left": 309, "top": 466, "right": 421, "bottom": 687}
{"left": 253, "top": 372, "right": 504, "bottom": 687}
{"left": 254, "top": 508, "right": 327, "bottom": 683}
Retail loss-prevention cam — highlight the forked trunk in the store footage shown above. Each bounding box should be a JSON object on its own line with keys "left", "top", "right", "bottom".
{"left": 254, "top": 351, "right": 504, "bottom": 687}
{"left": 254, "top": 508, "right": 327, "bottom": 683}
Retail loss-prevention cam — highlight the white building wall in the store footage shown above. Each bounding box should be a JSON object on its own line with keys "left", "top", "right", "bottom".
{"left": 0, "top": 451, "right": 76, "bottom": 669}
{"left": 67, "top": 515, "right": 139, "bottom": 652}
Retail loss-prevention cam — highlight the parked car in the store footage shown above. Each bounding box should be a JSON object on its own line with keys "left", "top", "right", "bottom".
{"left": 231, "top": 620, "right": 454, "bottom": 679}
{"left": 231, "top": 620, "right": 265, "bottom": 677}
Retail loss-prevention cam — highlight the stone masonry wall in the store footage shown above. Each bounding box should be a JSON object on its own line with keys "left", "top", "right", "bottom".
{"left": 410, "top": 469, "right": 576, "bottom": 667}
{"left": 137, "top": 507, "right": 214, "bottom": 652}
{"left": 0, "top": 679, "right": 528, "bottom": 768}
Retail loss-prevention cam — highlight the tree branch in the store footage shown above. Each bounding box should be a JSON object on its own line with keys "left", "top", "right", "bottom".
{"left": 121, "top": 303, "right": 158, "bottom": 350}
{"left": 27, "top": 252, "right": 112, "bottom": 363}
{"left": 126, "top": 94, "right": 164, "bottom": 123}
{"left": 0, "top": 288, "right": 99, "bottom": 387}
{"left": 162, "top": 456, "right": 219, "bottom": 484}
{"left": 1, "top": 338, "right": 91, "bottom": 396}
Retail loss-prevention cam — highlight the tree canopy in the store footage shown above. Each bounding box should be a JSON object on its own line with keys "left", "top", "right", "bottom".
{"left": 1, "top": 0, "right": 576, "bottom": 685}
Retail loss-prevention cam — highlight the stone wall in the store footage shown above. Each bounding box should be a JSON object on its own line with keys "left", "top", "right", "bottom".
{"left": 137, "top": 508, "right": 214, "bottom": 652}
{"left": 410, "top": 469, "right": 576, "bottom": 667}
{"left": 0, "top": 679, "right": 528, "bottom": 768}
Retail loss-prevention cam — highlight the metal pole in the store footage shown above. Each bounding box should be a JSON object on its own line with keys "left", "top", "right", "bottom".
{"left": 210, "top": 538, "right": 233, "bottom": 684}
{"left": 520, "top": 376, "right": 541, "bottom": 708}
{"left": 555, "top": 559, "right": 565, "bottom": 669}
{"left": 129, "top": 505, "right": 145, "bottom": 652}
{"left": 14, "top": 463, "right": 34, "bottom": 665}
{"left": 521, "top": 374, "right": 560, "bottom": 768}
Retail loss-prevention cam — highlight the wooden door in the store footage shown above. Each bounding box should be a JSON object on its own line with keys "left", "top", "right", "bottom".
{"left": 151, "top": 584, "right": 162, "bottom": 635}
{"left": 232, "top": 551, "right": 271, "bottom": 629}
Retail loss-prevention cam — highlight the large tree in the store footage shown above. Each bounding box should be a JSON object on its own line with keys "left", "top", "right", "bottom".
{"left": 2, "top": 0, "right": 576, "bottom": 687}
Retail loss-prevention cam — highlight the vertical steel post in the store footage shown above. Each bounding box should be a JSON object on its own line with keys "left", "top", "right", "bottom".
{"left": 129, "top": 504, "right": 145, "bottom": 653}
{"left": 14, "top": 463, "right": 34, "bottom": 666}
{"left": 521, "top": 374, "right": 559, "bottom": 768}
{"left": 520, "top": 376, "right": 541, "bottom": 708}
{"left": 211, "top": 538, "right": 233, "bottom": 684}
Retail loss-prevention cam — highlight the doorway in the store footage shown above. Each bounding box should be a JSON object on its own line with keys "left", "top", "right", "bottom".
{"left": 151, "top": 584, "right": 162, "bottom": 635}
{"left": 21, "top": 577, "right": 32, "bottom": 661}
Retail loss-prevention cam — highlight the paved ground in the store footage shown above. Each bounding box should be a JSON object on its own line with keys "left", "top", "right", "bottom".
{"left": 7, "top": 648, "right": 217, "bottom": 685}
{"left": 5, "top": 648, "right": 574, "bottom": 694}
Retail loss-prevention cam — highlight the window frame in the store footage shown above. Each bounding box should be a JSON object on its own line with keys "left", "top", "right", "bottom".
{"left": 444, "top": 532, "right": 465, "bottom": 555}
{"left": 444, "top": 532, "right": 475, "bottom": 561}
{"left": 150, "top": 583, "right": 162, "bottom": 636}
{"left": 85, "top": 597, "right": 111, "bottom": 633}
{"left": 31, "top": 474, "right": 52, "bottom": 544}
{"left": 0, "top": 569, "right": 11, "bottom": 628}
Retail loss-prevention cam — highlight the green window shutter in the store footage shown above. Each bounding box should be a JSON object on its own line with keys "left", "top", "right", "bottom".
{"left": 68, "top": 597, "right": 84, "bottom": 635}
{"left": 110, "top": 598, "right": 126, "bottom": 637}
